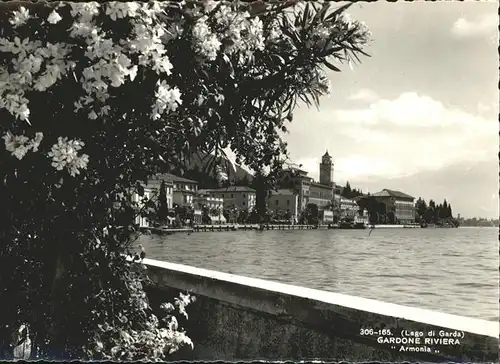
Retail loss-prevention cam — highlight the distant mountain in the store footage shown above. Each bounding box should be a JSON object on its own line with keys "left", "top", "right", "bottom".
{"left": 173, "top": 151, "right": 254, "bottom": 189}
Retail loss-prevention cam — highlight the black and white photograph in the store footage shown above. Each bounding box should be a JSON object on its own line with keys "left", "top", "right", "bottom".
{"left": 0, "top": 0, "right": 498, "bottom": 362}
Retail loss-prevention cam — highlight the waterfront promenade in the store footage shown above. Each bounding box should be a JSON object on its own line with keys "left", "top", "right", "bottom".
{"left": 144, "top": 258, "right": 498, "bottom": 361}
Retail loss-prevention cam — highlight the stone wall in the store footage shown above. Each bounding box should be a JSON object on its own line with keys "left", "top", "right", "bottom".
{"left": 143, "top": 258, "right": 498, "bottom": 362}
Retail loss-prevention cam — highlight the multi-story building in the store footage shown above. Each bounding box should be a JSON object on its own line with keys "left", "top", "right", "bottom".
{"left": 309, "top": 182, "right": 334, "bottom": 209}
{"left": 277, "top": 151, "right": 335, "bottom": 213}
{"left": 131, "top": 176, "right": 175, "bottom": 227}
{"left": 147, "top": 175, "right": 174, "bottom": 209}
{"left": 195, "top": 189, "right": 224, "bottom": 211}
{"left": 276, "top": 167, "right": 312, "bottom": 212}
{"left": 205, "top": 186, "right": 256, "bottom": 210}
{"left": 371, "top": 189, "right": 416, "bottom": 224}
{"left": 153, "top": 173, "right": 199, "bottom": 207}
{"left": 335, "top": 194, "right": 359, "bottom": 219}
{"left": 267, "top": 189, "right": 299, "bottom": 222}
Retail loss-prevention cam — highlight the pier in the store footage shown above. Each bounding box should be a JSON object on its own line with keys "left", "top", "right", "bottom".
{"left": 191, "top": 224, "right": 320, "bottom": 232}
{"left": 371, "top": 224, "right": 421, "bottom": 229}
{"left": 144, "top": 258, "right": 498, "bottom": 361}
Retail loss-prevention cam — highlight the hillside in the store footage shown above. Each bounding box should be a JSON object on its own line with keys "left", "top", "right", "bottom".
{"left": 171, "top": 151, "right": 254, "bottom": 189}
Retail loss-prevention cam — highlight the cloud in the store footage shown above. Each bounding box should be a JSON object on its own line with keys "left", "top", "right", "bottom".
{"left": 348, "top": 88, "right": 379, "bottom": 103}
{"left": 328, "top": 92, "right": 497, "bottom": 178}
{"left": 293, "top": 157, "right": 320, "bottom": 180}
{"left": 451, "top": 13, "right": 497, "bottom": 38}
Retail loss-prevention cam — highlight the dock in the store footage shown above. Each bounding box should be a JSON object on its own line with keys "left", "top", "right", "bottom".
{"left": 370, "top": 224, "right": 421, "bottom": 229}
{"left": 193, "top": 224, "right": 321, "bottom": 232}
{"left": 139, "top": 226, "right": 195, "bottom": 235}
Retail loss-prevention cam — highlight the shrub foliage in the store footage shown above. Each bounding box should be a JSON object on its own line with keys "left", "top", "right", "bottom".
{"left": 0, "top": 0, "right": 369, "bottom": 360}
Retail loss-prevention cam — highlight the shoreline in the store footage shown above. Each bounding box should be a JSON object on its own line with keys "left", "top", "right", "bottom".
{"left": 139, "top": 223, "right": 434, "bottom": 235}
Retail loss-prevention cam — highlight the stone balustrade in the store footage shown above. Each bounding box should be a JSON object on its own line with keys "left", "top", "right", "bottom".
{"left": 143, "top": 258, "right": 498, "bottom": 362}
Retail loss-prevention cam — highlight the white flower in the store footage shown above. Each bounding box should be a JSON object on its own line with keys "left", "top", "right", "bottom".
{"left": 47, "top": 10, "right": 62, "bottom": 24}
{"left": 341, "top": 12, "right": 354, "bottom": 29}
{"left": 70, "top": 2, "right": 100, "bottom": 23}
{"left": 106, "top": 1, "right": 140, "bottom": 20}
{"left": 88, "top": 111, "right": 98, "bottom": 120}
{"left": 192, "top": 17, "right": 221, "bottom": 61}
{"left": 247, "top": 17, "right": 265, "bottom": 51}
{"left": 28, "top": 132, "right": 44, "bottom": 152}
{"left": 196, "top": 94, "right": 205, "bottom": 106}
{"left": 160, "top": 302, "right": 175, "bottom": 312}
{"left": 151, "top": 80, "right": 182, "bottom": 119}
{"left": 152, "top": 56, "right": 173, "bottom": 75}
{"left": 214, "top": 93, "right": 224, "bottom": 105}
{"left": 10, "top": 7, "right": 31, "bottom": 28}
{"left": 204, "top": 0, "right": 218, "bottom": 13}
{"left": 48, "top": 137, "right": 89, "bottom": 177}
{"left": 3, "top": 131, "right": 44, "bottom": 160}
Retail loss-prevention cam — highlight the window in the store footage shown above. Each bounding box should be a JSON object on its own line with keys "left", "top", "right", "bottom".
{"left": 231, "top": 194, "right": 234, "bottom": 198}
{"left": 276, "top": 200, "right": 279, "bottom": 206}
{"left": 243, "top": 194, "right": 246, "bottom": 198}
{"left": 243, "top": 201, "right": 245, "bottom": 206}
{"left": 222, "top": 194, "right": 224, "bottom": 198}
{"left": 287, "top": 200, "right": 290, "bottom": 205}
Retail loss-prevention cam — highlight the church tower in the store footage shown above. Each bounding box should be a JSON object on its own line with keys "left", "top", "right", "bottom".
{"left": 319, "top": 150, "right": 334, "bottom": 186}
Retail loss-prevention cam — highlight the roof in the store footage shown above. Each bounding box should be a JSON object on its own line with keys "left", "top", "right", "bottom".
{"left": 372, "top": 189, "right": 414, "bottom": 199}
{"left": 282, "top": 167, "right": 310, "bottom": 177}
{"left": 269, "top": 189, "right": 297, "bottom": 196}
{"left": 207, "top": 186, "right": 256, "bottom": 193}
{"left": 322, "top": 150, "right": 331, "bottom": 158}
{"left": 154, "top": 173, "right": 198, "bottom": 184}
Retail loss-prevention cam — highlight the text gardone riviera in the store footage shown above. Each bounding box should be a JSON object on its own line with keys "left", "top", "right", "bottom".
{"left": 377, "top": 337, "right": 460, "bottom": 345}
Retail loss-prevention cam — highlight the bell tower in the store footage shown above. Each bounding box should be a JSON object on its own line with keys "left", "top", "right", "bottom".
{"left": 319, "top": 150, "right": 334, "bottom": 186}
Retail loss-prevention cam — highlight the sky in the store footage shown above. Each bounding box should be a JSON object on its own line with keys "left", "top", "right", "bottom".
{"left": 282, "top": 1, "right": 499, "bottom": 219}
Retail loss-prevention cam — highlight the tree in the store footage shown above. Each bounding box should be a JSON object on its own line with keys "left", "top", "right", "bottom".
{"left": 342, "top": 181, "right": 352, "bottom": 198}
{"left": 157, "top": 180, "right": 169, "bottom": 226}
{"left": 0, "top": 0, "right": 370, "bottom": 360}
{"left": 251, "top": 169, "right": 274, "bottom": 220}
{"left": 415, "top": 197, "right": 427, "bottom": 220}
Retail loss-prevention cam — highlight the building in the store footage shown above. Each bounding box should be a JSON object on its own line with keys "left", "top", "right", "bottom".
{"left": 308, "top": 181, "right": 334, "bottom": 210}
{"left": 335, "top": 194, "right": 359, "bottom": 219}
{"left": 154, "top": 173, "right": 199, "bottom": 207}
{"left": 371, "top": 189, "right": 416, "bottom": 224}
{"left": 205, "top": 186, "right": 256, "bottom": 210}
{"left": 276, "top": 152, "right": 336, "bottom": 214}
{"left": 193, "top": 191, "right": 226, "bottom": 224}
{"left": 319, "top": 150, "right": 334, "bottom": 187}
{"left": 147, "top": 175, "right": 174, "bottom": 209}
{"left": 267, "top": 189, "right": 299, "bottom": 222}
{"left": 276, "top": 167, "right": 312, "bottom": 212}
{"left": 131, "top": 176, "right": 175, "bottom": 227}
{"left": 195, "top": 190, "right": 224, "bottom": 211}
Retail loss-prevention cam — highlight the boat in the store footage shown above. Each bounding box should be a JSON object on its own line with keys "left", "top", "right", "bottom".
{"left": 353, "top": 222, "right": 367, "bottom": 229}
{"left": 338, "top": 219, "right": 367, "bottom": 229}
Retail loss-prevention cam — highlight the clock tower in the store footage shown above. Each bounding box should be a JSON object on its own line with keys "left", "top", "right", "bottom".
{"left": 319, "top": 150, "right": 334, "bottom": 187}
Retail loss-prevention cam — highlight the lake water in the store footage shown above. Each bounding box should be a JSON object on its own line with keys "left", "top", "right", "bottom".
{"left": 137, "top": 226, "right": 499, "bottom": 322}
